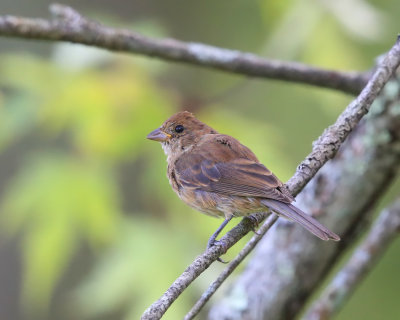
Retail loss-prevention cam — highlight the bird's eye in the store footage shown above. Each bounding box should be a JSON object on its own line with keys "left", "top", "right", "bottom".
{"left": 175, "top": 125, "right": 184, "bottom": 133}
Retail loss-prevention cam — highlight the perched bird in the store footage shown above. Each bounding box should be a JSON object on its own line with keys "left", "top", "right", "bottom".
{"left": 147, "top": 111, "right": 340, "bottom": 253}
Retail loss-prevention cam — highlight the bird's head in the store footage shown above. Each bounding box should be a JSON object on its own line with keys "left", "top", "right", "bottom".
{"left": 147, "top": 111, "right": 217, "bottom": 158}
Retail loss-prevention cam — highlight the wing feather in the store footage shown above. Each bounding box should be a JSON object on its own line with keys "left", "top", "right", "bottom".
{"left": 174, "top": 134, "right": 293, "bottom": 203}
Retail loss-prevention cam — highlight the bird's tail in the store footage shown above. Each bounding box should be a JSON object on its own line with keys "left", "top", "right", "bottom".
{"left": 261, "top": 199, "right": 340, "bottom": 241}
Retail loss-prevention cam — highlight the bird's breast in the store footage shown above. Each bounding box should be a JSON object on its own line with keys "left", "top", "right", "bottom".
{"left": 177, "top": 187, "right": 265, "bottom": 219}
{"left": 167, "top": 165, "right": 180, "bottom": 193}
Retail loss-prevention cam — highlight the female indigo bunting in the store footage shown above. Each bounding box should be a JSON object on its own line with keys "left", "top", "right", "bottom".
{"left": 147, "top": 111, "right": 340, "bottom": 251}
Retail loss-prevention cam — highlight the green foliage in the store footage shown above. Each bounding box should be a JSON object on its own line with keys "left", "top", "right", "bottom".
{"left": 1, "top": 153, "right": 119, "bottom": 312}
{"left": 0, "top": 52, "right": 177, "bottom": 316}
{"left": 73, "top": 217, "right": 192, "bottom": 320}
{"left": 0, "top": 55, "right": 173, "bottom": 160}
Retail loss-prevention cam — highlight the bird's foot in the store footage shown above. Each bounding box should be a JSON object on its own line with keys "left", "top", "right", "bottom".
{"left": 246, "top": 215, "right": 261, "bottom": 235}
{"left": 207, "top": 239, "right": 229, "bottom": 264}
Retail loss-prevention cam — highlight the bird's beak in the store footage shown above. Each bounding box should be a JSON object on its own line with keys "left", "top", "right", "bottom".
{"left": 147, "top": 128, "right": 171, "bottom": 142}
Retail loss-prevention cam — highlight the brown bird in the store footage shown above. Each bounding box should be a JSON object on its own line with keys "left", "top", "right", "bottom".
{"left": 147, "top": 111, "right": 340, "bottom": 253}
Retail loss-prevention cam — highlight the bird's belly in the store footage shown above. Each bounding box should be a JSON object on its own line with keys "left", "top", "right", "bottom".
{"left": 177, "top": 188, "right": 264, "bottom": 218}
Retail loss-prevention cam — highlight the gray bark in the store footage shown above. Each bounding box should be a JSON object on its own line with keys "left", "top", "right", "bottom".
{"left": 304, "top": 197, "right": 400, "bottom": 320}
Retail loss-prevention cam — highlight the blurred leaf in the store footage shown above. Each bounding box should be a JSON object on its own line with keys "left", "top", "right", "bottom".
{"left": 258, "top": 0, "right": 295, "bottom": 28}
{"left": 40, "top": 64, "right": 173, "bottom": 160}
{"left": 73, "top": 217, "right": 192, "bottom": 320}
{"left": 320, "top": 0, "right": 387, "bottom": 41}
{"left": 303, "top": 15, "right": 368, "bottom": 70}
{"left": 0, "top": 153, "right": 120, "bottom": 311}
{"left": 260, "top": 0, "right": 322, "bottom": 59}
{"left": 0, "top": 54, "right": 175, "bottom": 161}
{"left": 0, "top": 57, "right": 49, "bottom": 150}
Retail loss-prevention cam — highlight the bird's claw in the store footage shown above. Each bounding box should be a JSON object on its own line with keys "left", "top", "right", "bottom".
{"left": 246, "top": 215, "right": 261, "bottom": 235}
{"left": 217, "top": 257, "right": 229, "bottom": 264}
{"left": 207, "top": 239, "right": 230, "bottom": 264}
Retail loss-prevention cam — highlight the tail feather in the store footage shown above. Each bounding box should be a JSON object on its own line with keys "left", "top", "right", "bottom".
{"left": 261, "top": 199, "right": 340, "bottom": 241}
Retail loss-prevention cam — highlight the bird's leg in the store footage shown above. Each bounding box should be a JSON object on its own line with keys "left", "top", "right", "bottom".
{"left": 207, "top": 216, "right": 233, "bottom": 249}
{"left": 207, "top": 216, "right": 233, "bottom": 263}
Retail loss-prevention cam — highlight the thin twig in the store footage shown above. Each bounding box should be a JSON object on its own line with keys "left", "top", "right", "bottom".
{"left": 141, "top": 37, "right": 400, "bottom": 320}
{"left": 0, "top": 4, "right": 369, "bottom": 94}
{"left": 184, "top": 214, "right": 278, "bottom": 320}
{"left": 303, "top": 197, "right": 400, "bottom": 320}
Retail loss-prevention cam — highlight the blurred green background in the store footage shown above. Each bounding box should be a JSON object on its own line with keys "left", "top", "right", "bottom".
{"left": 0, "top": 0, "right": 399, "bottom": 319}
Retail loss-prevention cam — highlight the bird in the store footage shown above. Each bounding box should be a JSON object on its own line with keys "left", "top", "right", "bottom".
{"left": 147, "top": 111, "right": 340, "bottom": 254}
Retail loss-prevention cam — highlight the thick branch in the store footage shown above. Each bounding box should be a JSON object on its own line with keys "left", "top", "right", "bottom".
{"left": 0, "top": 4, "right": 369, "bottom": 94}
{"left": 209, "top": 78, "right": 400, "bottom": 319}
{"left": 142, "top": 38, "right": 400, "bottom": 320}
{"left": 304, "top": 197, "right": 400, "bottom": 320}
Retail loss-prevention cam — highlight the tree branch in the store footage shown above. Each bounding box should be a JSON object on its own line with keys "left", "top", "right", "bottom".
{"left": 184, "top": 214, "right": 278, "bottom": 320}
{"left": 303, "top": 197, "right": 400, "bottom": 320}
{"left": 0, "top": 4, "right": 369, "bottom": 94}
{"left": 141, "top": 38, "right": 400, "bottom": 320}
{"left": 287, "top": 35, "right": 400, "bottom": 195}
{"left": 209, "top": 78, "right": 400, "bottom": 319}
{"left": 141, "top": 212, "right": 267, "bottom": 320}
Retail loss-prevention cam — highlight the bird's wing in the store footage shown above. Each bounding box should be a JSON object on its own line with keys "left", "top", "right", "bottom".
{"left": 174, "top": 134, "right": 293, "bottom": 203}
